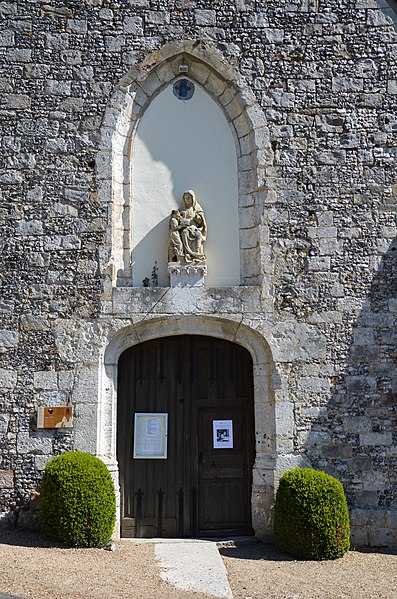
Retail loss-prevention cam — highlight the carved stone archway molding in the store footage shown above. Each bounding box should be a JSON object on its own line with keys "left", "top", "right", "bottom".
{"left": 98, "top": 40, "right": 274, "bottom": 291}
{"left": 98, "top": 314, "right": 278, "bottom": 540}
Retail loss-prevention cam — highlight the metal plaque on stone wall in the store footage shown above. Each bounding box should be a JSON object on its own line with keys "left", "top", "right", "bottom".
{"left": 37, "top": 406, "right": 73, "bottom": 429}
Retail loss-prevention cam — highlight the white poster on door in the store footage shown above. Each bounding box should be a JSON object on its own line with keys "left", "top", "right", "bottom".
{"left": 133, "top": 413, "right": 168, "bottom": 458}
{"left": 213, "top": 420, "right": 233, "bottom": 449}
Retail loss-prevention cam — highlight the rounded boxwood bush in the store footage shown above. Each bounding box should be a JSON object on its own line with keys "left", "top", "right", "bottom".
{"left": 274, "top": 467, "right": 350, "bottom": 560}
{"left": 39, "top": 451, "right": 116, "bottom": 548}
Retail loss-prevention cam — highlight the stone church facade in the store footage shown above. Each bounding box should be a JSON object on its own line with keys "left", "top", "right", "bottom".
{"left": 1, "top": 0, "right": 397, "bottom": 545}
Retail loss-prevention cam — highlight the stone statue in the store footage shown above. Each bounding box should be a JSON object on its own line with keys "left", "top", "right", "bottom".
{"left": 168, "top": 190, "right": 207, "bottom": 264}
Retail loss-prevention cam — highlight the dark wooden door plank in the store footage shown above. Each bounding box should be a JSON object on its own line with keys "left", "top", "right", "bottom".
{"left": 117, "top": 336, "right": 255, "bottom": 538}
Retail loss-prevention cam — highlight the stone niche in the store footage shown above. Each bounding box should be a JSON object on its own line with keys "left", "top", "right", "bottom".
{"left": 131, "top": 84, "right": 238, "bottom": 288}
{"left": 98, "top": 41, "right": 273, "bottom": 292}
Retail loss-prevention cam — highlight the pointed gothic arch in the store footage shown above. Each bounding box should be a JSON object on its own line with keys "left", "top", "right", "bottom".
{"left": 98, "top": 41, "right": 273, "bottom": 292}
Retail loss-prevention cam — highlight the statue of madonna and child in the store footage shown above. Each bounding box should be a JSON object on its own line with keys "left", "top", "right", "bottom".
{"left": 168, "top": 190, "right": 207, "bottom": 266}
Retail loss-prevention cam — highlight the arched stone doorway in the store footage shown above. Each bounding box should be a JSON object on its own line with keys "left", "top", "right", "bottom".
{"left": 117, "top": 335, "right": 255, "bottom": 538}
{"left": 99, "top": 315, "right": 277, "bottom": 540}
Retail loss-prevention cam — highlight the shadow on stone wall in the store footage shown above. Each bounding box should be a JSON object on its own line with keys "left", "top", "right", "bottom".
{"left": 305, "top": 236, "right": 397, "bottom": 548}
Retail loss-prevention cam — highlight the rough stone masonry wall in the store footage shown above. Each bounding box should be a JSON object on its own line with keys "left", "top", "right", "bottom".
{"left": 0, "top": 0, "right": 397, "bottom": 545}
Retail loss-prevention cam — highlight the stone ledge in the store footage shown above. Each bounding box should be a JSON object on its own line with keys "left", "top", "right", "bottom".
{"left": 108, "top": 285, "right": 267, "bottom": 316}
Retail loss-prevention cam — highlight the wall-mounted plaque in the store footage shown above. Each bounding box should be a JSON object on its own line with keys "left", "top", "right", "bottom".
{"left": 37, "top": 406, "right": 73, "bottom": 429}
{"left": 213, "top": 420, "right": 233, "bottom": 449}
{"left": 133, "top": 413, "right": 168, "bottom": 459}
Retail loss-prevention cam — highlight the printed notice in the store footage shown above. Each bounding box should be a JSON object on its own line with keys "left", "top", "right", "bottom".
{"left": 133, "top": 413, "right": 168, "bottom": 459}
{"left": 213, "top": 420, "right": 233, "bottom": 449}
{"left": 146, "top": 417, "right": 160, "bottom": 437}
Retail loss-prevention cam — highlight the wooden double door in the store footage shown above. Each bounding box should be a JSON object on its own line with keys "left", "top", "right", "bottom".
{"left": 117, "top": 335, "right": 255, "bottom": 538}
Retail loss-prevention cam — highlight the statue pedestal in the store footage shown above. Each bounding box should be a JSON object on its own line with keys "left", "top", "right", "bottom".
{"left": 168, "top": 263, "right": 207, "bottom": 287}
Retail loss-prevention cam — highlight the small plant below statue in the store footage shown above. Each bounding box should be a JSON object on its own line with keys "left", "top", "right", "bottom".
{"left": 39, "top": 451, "right": 116, "bottom": 548}
{"left": 273, "top": 467, "right": 350, "bottom": 560}
{"left": 151, "top": 261, "right": 159, "bottom": 286}
{"left": 142, "top": 261, "right": 159, "bottom": 287}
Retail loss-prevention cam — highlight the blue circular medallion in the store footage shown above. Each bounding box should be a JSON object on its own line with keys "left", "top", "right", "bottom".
{"left": 173, "top": 78, "right": 195, "bottom": 101}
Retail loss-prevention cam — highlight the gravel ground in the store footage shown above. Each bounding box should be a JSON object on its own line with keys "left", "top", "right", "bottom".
{"left": 0, "top": 531, "right": 212, "bottom": 599}
{"left": 220, "top": 543, "right": 397, "bottom": 599}
{"left": 0, "top": 531, "right": 396, "bottom": 599}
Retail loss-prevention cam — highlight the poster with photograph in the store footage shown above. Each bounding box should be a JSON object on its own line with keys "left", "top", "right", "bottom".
{"left": 213, "top": 420, "right": 233, "bottom": 449}
{"left": 133, "top": 413, "right": 168, "bottom": 459}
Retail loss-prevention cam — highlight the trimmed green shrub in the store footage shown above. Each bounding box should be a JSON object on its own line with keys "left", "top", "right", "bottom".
{"left": 39, "top": 451, "right": 116, "bottom": 548}
{"left": 274, "top": 467, "right": 350, "bottom": 560}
